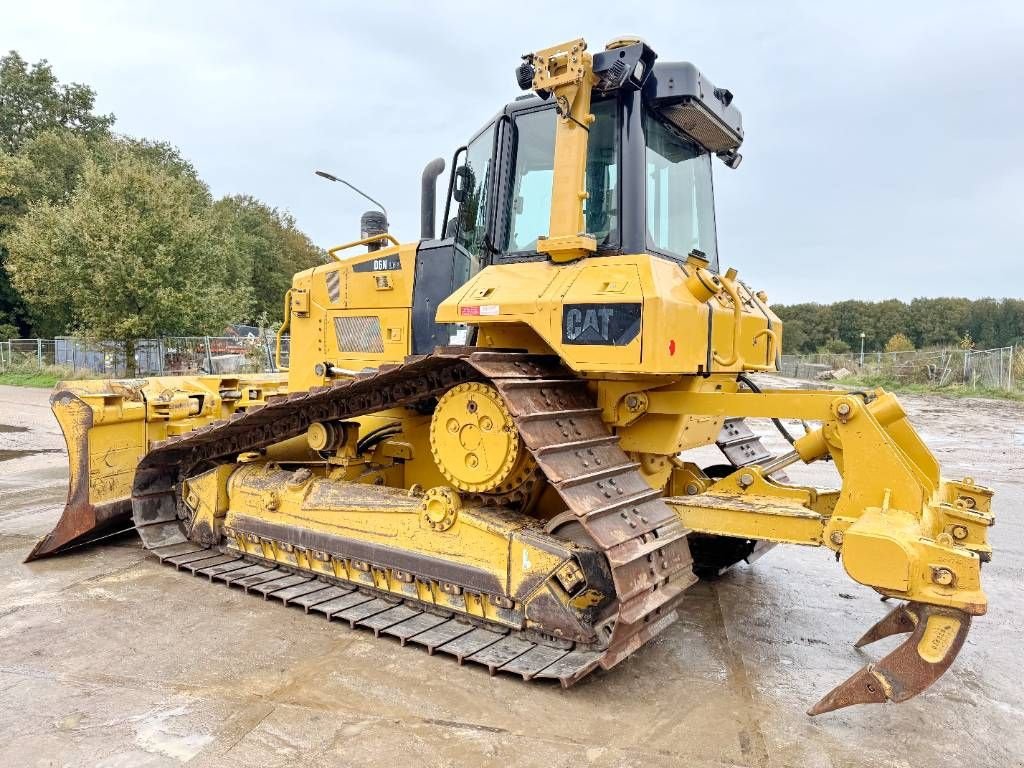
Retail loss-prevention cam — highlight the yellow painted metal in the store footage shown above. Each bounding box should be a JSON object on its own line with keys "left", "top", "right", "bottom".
{"left": 712, "top": 269, "right": 743, "bottom": 367}
{"left": 30, "top": 373, "right": 294, "bottom": 558}
{"left": 523, "top": 38, "right": 597, "bottom": 262}
{"left": 286, "top": 242, "right": 417, "bottom": 387}
{"left": 181, "top": 464, "right": 234, "bottom": 543}
{"left": 34, "top": 36, "right": 997, "bottom": 709}
{"left": 664, "top": 391, "right": 994, "bottom": 615}
{"left": 220, "top": 463, "right": 573, "bottom": 627}
{"left": 671, "top": 492, "right": 826, "bottom": 546}
{"left": 917, "top": 613, "right": 961, "bottom": 663}
{"left": 436, "top": 253, "right": 780, "bottom": 376}
{"left": 428, "top": 382, "right": 535, "bottom": 493}
{"left": 327, "top": 233, "right": 401, "bottom": 258}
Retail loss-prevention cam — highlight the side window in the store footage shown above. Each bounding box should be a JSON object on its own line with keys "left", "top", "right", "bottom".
{"left": 643, "top": 109, "right": 718, "bottom": 264}
{"left": 585, "top": 98, "right": 618, "bottom": 246}
{"left": 455, "top": 123, "right": 495, "bottom": 258}
{"left": 504, "top": 98, "right": 618, "bottom": 254}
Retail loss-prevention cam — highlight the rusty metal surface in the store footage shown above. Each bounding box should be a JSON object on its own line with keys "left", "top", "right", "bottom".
{"left": 127, "top": 350, "right": 701, "bottom": 686}
{"left": 807, "top": 602, "right": 973, "bottom": 715}
{"left": 148, "top": 542, "right": 603, "bottom": 684}
{"left": 25, "top": 391, "right": 133, "bottom": 561}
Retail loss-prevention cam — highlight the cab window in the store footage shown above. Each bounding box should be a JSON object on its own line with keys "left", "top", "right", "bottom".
{"left": 644, "top": 108, "right": 719, "bottom": 264}
{"left": 455, "top": 122, "right": 495, "bottom": 258}
{"left": 504, "top": 98, "right": 618, "bottom": 254}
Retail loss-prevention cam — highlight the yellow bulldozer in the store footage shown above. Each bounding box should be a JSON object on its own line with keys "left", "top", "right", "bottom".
{"left": 27, "top": 37, "right": 994, "bottom": 715}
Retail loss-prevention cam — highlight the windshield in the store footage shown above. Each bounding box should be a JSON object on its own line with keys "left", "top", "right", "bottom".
{"left": 643, "top": 108, "right": 718, "bottom": 265}
{"left": 504, "top": 98, "right": 617, "bottom": 253}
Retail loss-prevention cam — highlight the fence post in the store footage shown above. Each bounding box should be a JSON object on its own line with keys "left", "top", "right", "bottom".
{"left": 1009, "top": 345, "right": 1015, "bottom": 391}
{"left": 36, "top": 338, "right": 42, "bottom": 367}
{"left": 204, "top": 336, "right": 213, "bottom": 373}
{"left": 264, "top": 334, "right": 274, "bottom": 373}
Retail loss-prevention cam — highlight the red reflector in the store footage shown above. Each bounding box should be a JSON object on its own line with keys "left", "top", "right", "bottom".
{"left": 669, "top": 339, "right": 676, "bottom": 356}
{"left": 460, "top": 306, "right": 481, "bottom": 316}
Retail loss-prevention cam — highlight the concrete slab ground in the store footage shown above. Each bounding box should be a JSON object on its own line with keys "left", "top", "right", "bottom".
{"left": 1, "top": 382, "right": 1021, "bottom": 767}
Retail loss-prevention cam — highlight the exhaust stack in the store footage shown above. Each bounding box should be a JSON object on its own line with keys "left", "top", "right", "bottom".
{"left": 420, "top": 157, "right": 446, "bottom": 239}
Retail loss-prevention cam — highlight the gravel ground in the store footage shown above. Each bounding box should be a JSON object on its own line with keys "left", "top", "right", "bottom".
{"left": 1, "top": 382, "right": 1021, "bottom": 768}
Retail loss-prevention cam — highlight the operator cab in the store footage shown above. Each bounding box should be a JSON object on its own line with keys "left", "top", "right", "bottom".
{"left": 413, "top": 40, "right": 744, "bottom": 353}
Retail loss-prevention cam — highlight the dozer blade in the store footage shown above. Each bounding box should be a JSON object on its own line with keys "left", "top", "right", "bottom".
{"left": 27, "top": 373, "right": 292, "bottom": 562}
{"left": 25, "top": 386, "right": 144, "bottom": 561}
{"left": 807, "top": 602, "right": 971, "bottom": 715}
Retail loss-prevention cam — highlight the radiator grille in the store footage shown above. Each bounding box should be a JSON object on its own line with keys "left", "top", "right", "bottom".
{"left": 334, "top": 316, "right": 384, "bottom": 354}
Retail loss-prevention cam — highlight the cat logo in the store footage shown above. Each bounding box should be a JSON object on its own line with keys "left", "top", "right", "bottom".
{"left": 562, "top": 303, "right": 642, "bottom": 346}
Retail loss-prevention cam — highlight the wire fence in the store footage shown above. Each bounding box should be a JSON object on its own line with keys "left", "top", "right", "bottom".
{"left": 779, "top": 346, "right": 1021, "bottom": 391}
{"left": 0, "top": 335, "right": 290, "bottom": 377}
{"left": 2, "top": 335, "right": 1019, "bottom": 392}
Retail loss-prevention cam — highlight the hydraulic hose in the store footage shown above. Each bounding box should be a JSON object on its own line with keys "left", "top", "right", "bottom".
{"left": 736, "top": 373, "right": 798, "bottom": 446}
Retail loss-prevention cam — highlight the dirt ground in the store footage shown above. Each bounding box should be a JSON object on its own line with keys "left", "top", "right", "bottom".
{"left": 1, "top": 381, "right": 1021, "bottom": 768}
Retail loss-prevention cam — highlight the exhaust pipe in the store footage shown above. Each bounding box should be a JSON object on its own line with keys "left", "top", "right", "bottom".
{"left": 420, "top": 157, "right": 446, "bottom": 239}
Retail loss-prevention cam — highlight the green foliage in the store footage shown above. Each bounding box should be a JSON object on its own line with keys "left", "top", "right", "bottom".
{"left": 0, "top": 49, "right": 322, "bottom": 342}
{"left": 0, "top": 368, "right": 61, "bottom": 387}
{"left": 818, "top": 338, "right": 851, "bottom": 354}
{"left": 0, "top": 51, "right": 113, "bottom": 154}
{"left": 210, "top": 195, "right": 325, "bottom": 324}
{"left": 0, "top": 50, "right": 113, "bottom": 336}
{"left": 5, "top": 145, "right": 252, "bottom": 363}
{"left": 776, "top": 298, "right": 1024, "bottom": 354}
{"left": 839, "top": 374, "right": 1024, "bottom": 403}
{"left": 884, "top": 333, "right": 915, "bottom": 353}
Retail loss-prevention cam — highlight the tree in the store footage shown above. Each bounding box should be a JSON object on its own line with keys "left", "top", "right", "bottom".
{"left": 884, "top": 333, "right": 915, "bottom": 353}
{"left": 0, "top": 51, "right": 113, "bottom": 154}
{"left": 210, "top": 195, "right": 325, "bottom": 324}
{"left": 0, "top": 51, "right": 113, "bottom": 335}
{"left": 818, "top": 338, "right": 851, "bottom": 354}
{"left": 776, "top": 297, "right": 1024, "bottom": 354}
{"left": 5, "top": 144, "right": 251, "bottom": 372}
{"left": 0, "top": 129, "right": 94, "bottom": 335}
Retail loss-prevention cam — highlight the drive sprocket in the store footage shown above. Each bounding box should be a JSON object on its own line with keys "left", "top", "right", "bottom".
{"left": 429, "top": 381, "right": 537, "bottom": 497}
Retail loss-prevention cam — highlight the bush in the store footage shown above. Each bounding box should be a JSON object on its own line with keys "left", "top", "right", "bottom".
{"left": 884, "top": 333, "right": 915, "bottom": 353}
{"left": 818, "top": 338, "right": 851, "bottom": 354}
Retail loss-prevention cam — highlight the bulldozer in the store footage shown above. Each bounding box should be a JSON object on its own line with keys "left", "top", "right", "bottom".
{"left": 27, "top": 37, "right": 995, "bottom": 715}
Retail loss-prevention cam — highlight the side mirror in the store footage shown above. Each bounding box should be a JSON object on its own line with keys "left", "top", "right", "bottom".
{"left": 453, "top": 166, "right": 473, "bottom": 203}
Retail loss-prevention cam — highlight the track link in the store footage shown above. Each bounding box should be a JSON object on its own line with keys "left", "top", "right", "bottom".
{"left": 131, "top": 350, "right": 697, "bottom": 686}
{"left": 151, "top": 541, "right": 603, "bottom": 683}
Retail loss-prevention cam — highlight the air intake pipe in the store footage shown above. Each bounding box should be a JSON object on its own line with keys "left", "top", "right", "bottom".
{"left": 420, "top": 157, "right": 446, "bottom": 240}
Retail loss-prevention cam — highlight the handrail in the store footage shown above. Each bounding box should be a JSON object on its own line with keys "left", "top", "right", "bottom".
{"left": 745, "top": 327, "right": 781, "bottom": 372}
{"left": 328, "top": 234, "right": 400, "bottom": 260}
{"left": 274, "top": 289, "right": 291, "bottom": 372}
{"left": 712, "top": 270, "right": 743, "bottom": 367}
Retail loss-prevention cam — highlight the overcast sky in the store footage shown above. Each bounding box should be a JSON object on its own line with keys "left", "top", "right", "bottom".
{"left": 5, "top": 2, "right": 1022, "bottom": 304}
